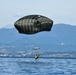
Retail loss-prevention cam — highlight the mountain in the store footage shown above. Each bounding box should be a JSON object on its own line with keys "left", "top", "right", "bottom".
{"left": 0, "top": 23, "right": 76, "bottom": 44}
{"left": 0, "top": 23, "right": 76, "bottom": 52}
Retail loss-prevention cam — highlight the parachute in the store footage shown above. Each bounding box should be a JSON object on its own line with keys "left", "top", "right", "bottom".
{"left": 14, "top": 15, "right": 53, "bottom": 34}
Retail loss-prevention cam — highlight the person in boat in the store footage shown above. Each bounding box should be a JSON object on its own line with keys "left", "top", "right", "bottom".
{"left": 35, "top": 54, "right": 39, "bottom": 59}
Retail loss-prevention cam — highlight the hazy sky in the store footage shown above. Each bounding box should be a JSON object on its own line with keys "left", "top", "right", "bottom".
{"left": 0, "top": 0, "right": 76, "bottom": 28}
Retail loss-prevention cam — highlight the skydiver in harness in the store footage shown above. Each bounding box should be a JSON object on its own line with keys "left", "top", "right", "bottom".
{"left": 35, "top": 54, "right": 39, "bottom": 60}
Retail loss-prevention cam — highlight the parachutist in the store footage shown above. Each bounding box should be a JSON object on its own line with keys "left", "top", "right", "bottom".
{"left": 14, "top": 15, "right": 53, "bottom": 60}
{"left": 35, "top": 54, "right": 39, "bottom": 60}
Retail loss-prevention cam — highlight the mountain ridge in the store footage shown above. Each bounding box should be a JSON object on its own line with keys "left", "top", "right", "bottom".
{"left": 0, "top": 23, "right": 76, "bottom": 44}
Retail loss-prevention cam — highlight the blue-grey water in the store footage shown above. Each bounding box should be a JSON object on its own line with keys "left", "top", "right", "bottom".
{"left": 0, "top": 58, "right": 76, "bottom": 75}
{"left": 0, "top": 44, "right": 76, "bottom": 75}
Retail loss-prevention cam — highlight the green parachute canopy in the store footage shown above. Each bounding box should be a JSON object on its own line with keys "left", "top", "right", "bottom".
{"left": 14, "top": 15, "right": 53, "bottom": 34}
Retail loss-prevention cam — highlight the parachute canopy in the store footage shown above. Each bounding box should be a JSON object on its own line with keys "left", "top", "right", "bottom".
{"left": 14, "top": 15, "right": 53, "bottom": 34}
